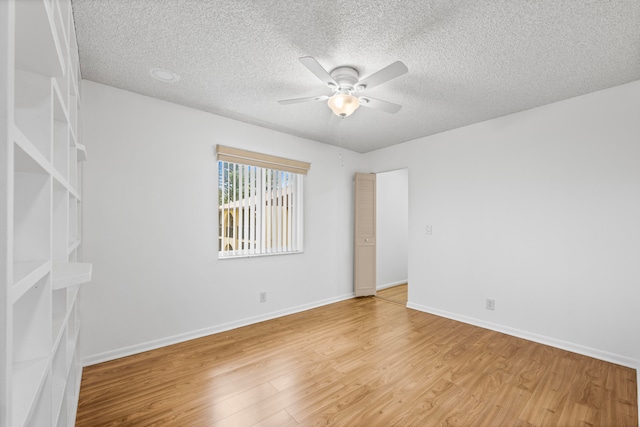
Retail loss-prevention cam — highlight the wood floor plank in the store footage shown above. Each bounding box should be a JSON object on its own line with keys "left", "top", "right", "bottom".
{"left": 252, "top": 410, "right": 299, "bottom": 427}
{"left": 376, "top": 284, "right": 408, "bottom": 305}
{"left": 76, "top": 297, "right": 638, "bottom": 426}
{"left": 212, "top": 376, "right": 347, "bottom": 427}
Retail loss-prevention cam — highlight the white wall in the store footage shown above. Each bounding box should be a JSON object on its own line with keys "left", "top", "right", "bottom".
{"left": 376, "top": 169, "right": 408, "bottom": 289}
{"left": 366, "top": 80, "right": 640, "bottom": 368}
{"left": 80, "top": 81, "right": 364, "bottom": 363}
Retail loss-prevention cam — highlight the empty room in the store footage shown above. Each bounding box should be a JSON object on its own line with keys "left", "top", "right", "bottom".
{"left": 2, "top": 0, "right": 639, "bottom": 426}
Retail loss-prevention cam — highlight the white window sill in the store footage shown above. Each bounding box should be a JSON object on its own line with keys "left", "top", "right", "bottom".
{"left": 218, "top": 250, "right": 304, "bottom": 260}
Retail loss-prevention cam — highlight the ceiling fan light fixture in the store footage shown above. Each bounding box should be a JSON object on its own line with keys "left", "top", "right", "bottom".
{"left": 327, "top": 93, "right": 360, "bottom": 117}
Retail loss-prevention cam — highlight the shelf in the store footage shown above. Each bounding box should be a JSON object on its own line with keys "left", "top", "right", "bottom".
{"left": 12, "top": 357, "right": 50, "bottom": 427}
{"left": 54, "top": 0, "right": 70, "bottom": 59}
{"left": 69, "top": 186, "right": 80, "bottom": 201}
{"left": 55, "top": 391, "right": 68, "bottom": 427}
{"left": 66, "top": 344, "right": 83, "bottom": 426}
{"left": 52, "top": 168, "right": 69, "bottom": 189}
{"left": 6, "top": 1, "right": 86, "bottom": 426}
{"left": 52, "top": 381, "right": 67, "bottom": 427}
{"left": 53, "top": 79, "right": 69, "bottom": 122}
{"left": 13, "top": 275, "right": 52, "bottom": 358}
{"left": 52, "top": 181, "right": 69, "bottom": 263}
{"left": 67, "top": 285, "right": 80, "bottom": 308}
{"left": 13, "top": 277, "right": 52, "bottom": 426}
{"left": 52, "top": 262, "right": 92, "bottom": 289}
{"left": 28, "top": 373, "right": 52, "bottom": 427}
{"left": 69, "top": 92, "right": 77, "bottom": 139}
{"left": 53, "top": 81, "right": 70, "bottom": 179}
{"left": 15, "top": 0, "right": 64, "bottom": 77}
{"left": 68, "top": 239, "right": 81, "bottom": 255}
{"left": 14, "top": 70, "right": 53, "bottom": 161}
{"left": 13, "top": 158, "right": 51, "bottom": 265}
{"left": 77, "top": 143, "right": 87, "bottom": 162}
{"left": 68, "top": 195, "right": 78, "bottom": 248}
{"left": 68, "top": 141, "right": 77, "bottom": 190}
{"left": 12, "top": 260, "right": 50, "bottom": 303}
{"left": 66, "top": 322, "right": 79, "bottom": 375}
{"left": 53, "top": 328, "right": 67, "bottom": 385}
{"left": 13, "top": 129, "right": 50, "bottom": 175}
{"left": 69, "top": 61, "right": 79, "bottom": 105}
{"left": 55, "top": 71, "right": 69, "bottom": 117}
{"left": 52, "top": 288, "right": 67, "bottom": 343}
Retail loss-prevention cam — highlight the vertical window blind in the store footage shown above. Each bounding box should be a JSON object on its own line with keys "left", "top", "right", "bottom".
{"left": 216, "top": 146, "right": 310, "bottom": 258}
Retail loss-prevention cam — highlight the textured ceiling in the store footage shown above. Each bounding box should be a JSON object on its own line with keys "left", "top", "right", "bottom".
{"left": 71, "top": 0, "right": 640, "bottom": 153}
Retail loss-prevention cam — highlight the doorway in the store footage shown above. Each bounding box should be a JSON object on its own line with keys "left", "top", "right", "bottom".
{"left": 375, "top": 168, "right": 408, "bottom": 305}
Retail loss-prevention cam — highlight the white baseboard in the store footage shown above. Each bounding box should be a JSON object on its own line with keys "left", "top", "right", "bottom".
{"left": 377, "top": 280, "right": 407, "bottom": 290}
{"left": 82, "top": 292, "right": 355, "bottom": 366}
{"left": 406, "top": 301, "right": 640, "bottom": 371}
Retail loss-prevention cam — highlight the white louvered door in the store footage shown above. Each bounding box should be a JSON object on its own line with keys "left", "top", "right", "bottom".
{"left": 354, "top": 173, "right": 376, "bottom": 297}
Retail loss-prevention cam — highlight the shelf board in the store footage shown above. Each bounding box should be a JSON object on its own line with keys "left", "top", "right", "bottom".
{"left": 52, "top": 79, "right": 70, "bottom": 123}
{"left": 52, "top": 262, "right": 92, "bottom": 289}
{"left": 52, "top": 169, "right": 69, "bottom": 190}
{"left": 15, "top": 0, "right": 64, "bottom": 77}
{"left": 70, "top": 63, "right": 79, "bottom": 98}
{"left": 52, "top": 169, "right": 80, "bottom": 199}
{"left": 54, "top": 0, "right": 70, "bottom": 54}
{"left": 13, "top": 127, "right": 51, "bottom": 175}
{"left": 67, "top": 239, "right": 81, "bottom": 255}
{"left": 67, "top": 285, "right": 80, "bottom": 306}
{"left": 69, "top": 124, "right": 77, "bottom": 147}
{"left": 13, "top": 260, "right": 51, "bottom": 303}
{"left": 69, "top": 186, "right": 80, "bottom": 201}
{"left": 52, "top": 381, "right": 67, "bottom": 427}
{"left": 66, "top": 327, "right": 80, "bottom": 376}
{"left": 12, "top": 357, "right": 50, "bottom": 427}
{"left": 77, "top": 143, "right": 87, "bottom": 162}
{"left": 52, "top": 310, "right": 66, "bottom": 348}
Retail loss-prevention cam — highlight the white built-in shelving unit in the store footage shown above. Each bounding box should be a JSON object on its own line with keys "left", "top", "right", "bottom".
{"left": 1, "top": 1, "right": 91, "bottom": 426}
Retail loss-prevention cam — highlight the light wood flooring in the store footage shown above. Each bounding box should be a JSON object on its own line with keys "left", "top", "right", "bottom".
{"left": 76, "top": 297, "right": 638, "bottom": 426}
{"left": 376, "top": 283, "right": 408, "bottom": 305}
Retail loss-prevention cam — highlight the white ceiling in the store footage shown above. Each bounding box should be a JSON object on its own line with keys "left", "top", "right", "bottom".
{"left": 71, "top": 0, "right": 640, "bottom": 153}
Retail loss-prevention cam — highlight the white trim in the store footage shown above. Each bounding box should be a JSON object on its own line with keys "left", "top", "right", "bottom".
{"left": 406, "top": 302, "right": 640, "bottom": 370}
{"left": 217, "top": 249, "right": 304, "bottom": 260}
{"left": 82, "top": 293, "right": 355, "bottom": 366}
{"left": 377, "top": 280, "right": 407, "bottom": 291}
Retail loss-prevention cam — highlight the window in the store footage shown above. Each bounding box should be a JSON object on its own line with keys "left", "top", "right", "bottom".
{"left": 216, "top": 146, "right": 310, "bottom": 258}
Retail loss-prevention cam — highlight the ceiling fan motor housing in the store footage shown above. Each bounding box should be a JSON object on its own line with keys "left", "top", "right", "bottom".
{"left": 330, "top": 67, "right": 359, "bottom": 92}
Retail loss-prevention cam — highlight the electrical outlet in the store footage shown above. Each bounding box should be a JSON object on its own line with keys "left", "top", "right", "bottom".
{"left": 486, "top": 298, "right": 495, "bottom": 311}
{"left": 260, "top": 292, "right": 267, "bottom": 303}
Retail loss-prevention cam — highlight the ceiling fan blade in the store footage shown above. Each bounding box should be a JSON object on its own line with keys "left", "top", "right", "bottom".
{"left": 278, "top": 95, "right": 330, "bottom": 105}
{"left": 358, "top": 96, "right": 402, "bottom": 114}
{"left": 355, "top": 61, "right": 408, "bottom": 91}
{"left": 299, "top": 56, "right": 339, "bottom": 89}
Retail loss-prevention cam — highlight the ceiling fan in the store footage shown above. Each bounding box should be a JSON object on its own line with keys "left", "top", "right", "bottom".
{"left": 278, "top": 56, "right": 408, "bottom": 117}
